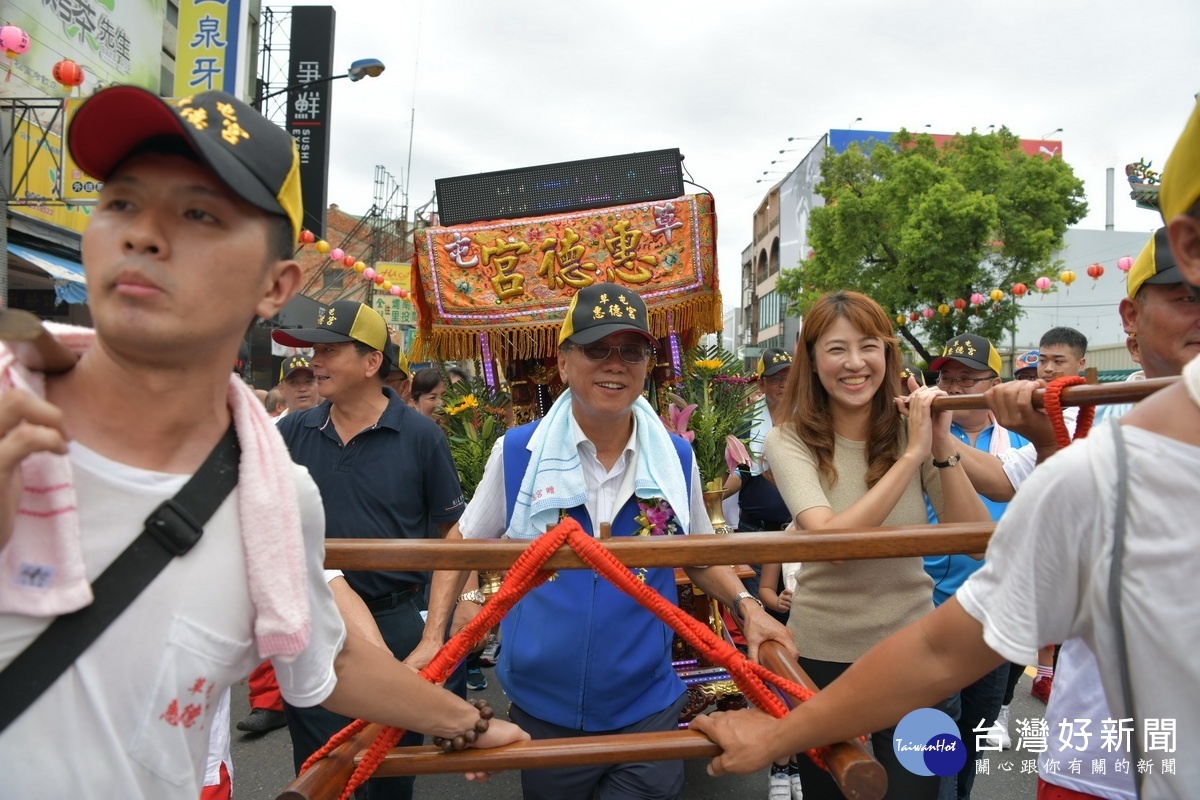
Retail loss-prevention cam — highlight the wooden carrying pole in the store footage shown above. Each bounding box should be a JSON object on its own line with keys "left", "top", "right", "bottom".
{"left": 360, "top": 643, "right": 882, "bottom": 790}
{"left": 326, "top": 522, "right": 996, "bottom": 572}
{"left": 280, "top": 650, "right": 886, "bottom": 800}
{"left": 0, "top": 308, "right": 78, "bottom": 373}
{"left": 359, "top": 638, "right": 889, "bottom": 799}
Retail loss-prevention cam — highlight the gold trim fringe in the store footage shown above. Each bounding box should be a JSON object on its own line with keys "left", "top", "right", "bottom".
{"left": 408, "top": 290, "right": 723, "bottom": 363}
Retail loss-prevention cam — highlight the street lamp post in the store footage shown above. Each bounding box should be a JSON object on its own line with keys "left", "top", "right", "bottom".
{"left": 254, "top": 57, "right": 385, "bottom": 109}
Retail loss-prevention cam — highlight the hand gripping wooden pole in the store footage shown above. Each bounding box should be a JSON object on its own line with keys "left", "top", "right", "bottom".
{"left": 0, "top": 308, "right": 78, "bottom": 373}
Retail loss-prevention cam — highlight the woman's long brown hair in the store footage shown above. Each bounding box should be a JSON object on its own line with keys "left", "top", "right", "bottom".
{"left": 776, "top": 291, "right": 903, "bottom": 488}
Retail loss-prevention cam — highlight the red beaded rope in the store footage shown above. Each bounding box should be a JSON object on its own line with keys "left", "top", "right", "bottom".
{"left": 1042, "top": 376, "right": 1096, "bottom": 450}
{"left": 300, "top": 518, "right": 836, "bottom": 798}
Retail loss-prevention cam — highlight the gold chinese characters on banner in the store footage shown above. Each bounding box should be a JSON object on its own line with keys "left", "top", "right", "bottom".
{"left": 410, "top": 194, "right": 720, "bottom": 361}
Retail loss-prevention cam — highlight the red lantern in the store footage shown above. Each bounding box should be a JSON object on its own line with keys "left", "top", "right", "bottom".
{"left": 299, "top": 229, "right": 316, "bottom": 244}
{"left": 373, "top": 274, "right": 385, "bottom": 286}
{"left": 1012, "top": 283, "right": 1028, "bottom": 297}
{"left": 1087, "top": 263, "right": 1104, "bottom": 281}
{"left": 343, "top": 255, "right": 356, "bottom": 268}
{"left": 52, "top": 58, "right": 85, "bottom": 91}
{"left": 909, "top": 311, "right": 921, "bottom": 323}
{"left": 953, "top": 298, "right": 967, "bottom": 312}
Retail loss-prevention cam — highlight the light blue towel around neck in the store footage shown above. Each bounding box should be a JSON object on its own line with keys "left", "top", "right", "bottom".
{"left": 507, "top": 390, "right": 691, "bottom": 539}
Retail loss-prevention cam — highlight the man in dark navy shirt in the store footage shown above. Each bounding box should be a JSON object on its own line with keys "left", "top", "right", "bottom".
{"left": 273, "top": 300, "right": 464, "bottom": 800}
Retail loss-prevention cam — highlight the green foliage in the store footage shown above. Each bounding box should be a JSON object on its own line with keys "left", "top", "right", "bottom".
{"left": 776, "top": 128, "right": 1087, "bottom": 362}
{"left": 664, "top": 345, "right": 758, "bottom": 489}
{"left": 438, "top": 376, "right": 510, "bottom": 501}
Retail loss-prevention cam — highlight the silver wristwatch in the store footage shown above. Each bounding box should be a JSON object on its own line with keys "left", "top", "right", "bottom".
{"left": 732, "top": 590, "right": 763, "bottom": 615}
{"left": 458, "top": 589, "right": 485, "bottom": 605}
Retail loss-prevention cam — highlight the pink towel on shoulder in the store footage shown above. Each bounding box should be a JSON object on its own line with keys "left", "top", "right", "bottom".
{"left": 0, "top": 324, "right": 310, "bottom": 658}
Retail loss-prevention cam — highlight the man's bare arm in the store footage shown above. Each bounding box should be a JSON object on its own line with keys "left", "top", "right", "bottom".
{"left": 405, "top": 522, "right": 471, "bottom": 670}
{"left": 692, "top": 598, "right": 1004, "bottom": 775}
{"left": 955, "top": 446, "right": 1016, "bottom": 502}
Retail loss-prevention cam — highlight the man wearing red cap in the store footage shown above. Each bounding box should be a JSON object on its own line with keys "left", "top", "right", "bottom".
{"left": 0, "top": 86, "right": 523, "bottom": 798}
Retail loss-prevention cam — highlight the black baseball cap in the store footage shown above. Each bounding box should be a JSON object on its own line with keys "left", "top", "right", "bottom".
{"left": 899, "top": 364, "right": 926, "bottom": 386}
{"left": 68, "top": 85, "right": 303, "bottom": 240}
{"left": 272, "top": 300, "right": 390, "bottom": 351}
{"left": 279, "top": 354, "right": 314, "bottom": 381}
{"left": 756, "top": 347, "right": 793, "bottom": 377}
{"left": 929, "top": 333, "right": 1003, "bottom": 374}
{"left": 557, "top": 282, "right": 656, "bottom": 347}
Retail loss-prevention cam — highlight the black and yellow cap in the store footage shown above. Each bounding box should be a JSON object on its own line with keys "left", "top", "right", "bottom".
{"left": 279, "top": 354, "right": 314, "bottom": 382}
{"left": 899, "top": 364, "right": 926, "bottom": 386}
{"left": 384, "top": 339, "right": 410, "bottom": 378}
{"left": 557, "top": 282, "right": 656, "bottom": 347}
{"left": 1160, "top": 99, "right": 1200, "bottom": 223}
{"left": 929, "top": 333, "right": 1003, "bottom": 375}
{"left": 272, "top": 300, "right": 389, "bottom": 352}
{"left": 1126, "top": 227, "right": 1180, "bottom": 299}
{"left": 68, "top": 85, "right": 303, "bottom": 241}
{"left": 756, "top": 347, "right": 793, "bottom": 377}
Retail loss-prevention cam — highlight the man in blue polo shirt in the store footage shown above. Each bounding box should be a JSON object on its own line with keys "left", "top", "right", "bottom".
{"left": 273, "top": 300, "right": 465, "bottom": 800}
{"left": 925, "top": 333, "right": 1029, "bottom": 800}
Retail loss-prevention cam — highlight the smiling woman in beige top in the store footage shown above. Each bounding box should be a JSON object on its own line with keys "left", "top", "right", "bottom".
{"left": 762, "top": 291, "right": 989, "bottom": 800}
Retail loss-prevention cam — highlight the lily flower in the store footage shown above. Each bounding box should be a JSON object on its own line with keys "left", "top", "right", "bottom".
{"left": 725, "top": 435, "right": 752, "bottom": 475}
{"left": 661, "top": 403, "right": 697, "bottom": 442}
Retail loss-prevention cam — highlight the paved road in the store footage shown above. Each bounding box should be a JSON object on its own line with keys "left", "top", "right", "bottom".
{"left": 227, "top": 664, "right": 1045, "bottom": 799}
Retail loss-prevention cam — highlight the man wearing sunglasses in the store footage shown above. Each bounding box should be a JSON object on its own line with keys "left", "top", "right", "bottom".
{"left": 410, "top": 281, "right": 795, "bottom": 800}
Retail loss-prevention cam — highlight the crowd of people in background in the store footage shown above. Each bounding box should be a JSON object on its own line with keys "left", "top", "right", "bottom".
{"left": 5, "top": 80, "right": 1199, "bottom": 800}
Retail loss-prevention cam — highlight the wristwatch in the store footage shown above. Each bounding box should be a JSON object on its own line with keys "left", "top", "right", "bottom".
{"left": 931, "top": 452, "right": 961, "bottom": 469}
{"left": 458, "top": 589, "right": 485, "bottom": 605}
{"left": 732, "top": 591, "right": 763, "bottom": 615}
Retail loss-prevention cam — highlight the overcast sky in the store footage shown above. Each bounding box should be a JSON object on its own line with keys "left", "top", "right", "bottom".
{"left": 297, "top": 0, "right": 1200, "bottom": 302}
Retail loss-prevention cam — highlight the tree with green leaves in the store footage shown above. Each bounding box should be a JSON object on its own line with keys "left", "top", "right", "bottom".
{"left": 776, "top": 128, "right": 1087, "bottom": 364}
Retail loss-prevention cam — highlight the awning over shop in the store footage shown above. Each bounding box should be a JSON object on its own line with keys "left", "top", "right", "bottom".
{"left": 6, "top": 243, "right": 88, "bottom": 305}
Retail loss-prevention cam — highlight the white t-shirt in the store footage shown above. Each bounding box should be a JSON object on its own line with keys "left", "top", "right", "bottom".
{"left": 998, "top": 405, "right": 1078, "bottom": 489}
{"left": 746, "top": 398, "right": 773, "bottom": 476}
{"left": 460, "top": 412, "right": 712, "bottom": 540}
{"left": 1035, "top": 387, "right": 1142, "bottom": 799}
{"left": 958, "top": 423, "right": 1200, "bottom": 799}
{"left": 0, "top": 442, "right": 346, "bottom": 799}
{"left": 203, "top": 689, "right": 232, "bottom": 788}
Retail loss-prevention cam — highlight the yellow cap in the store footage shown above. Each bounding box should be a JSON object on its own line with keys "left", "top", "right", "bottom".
{"left": 1126, "top": 227, "right": 1180, "bottom": 299}
{"left": 1160, "top": 100, "right": 1200, "bottom": 223}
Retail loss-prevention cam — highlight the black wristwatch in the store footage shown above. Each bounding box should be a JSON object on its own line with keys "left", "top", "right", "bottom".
{"left": 931, "top": 452, "right": 961, "bottom": 469}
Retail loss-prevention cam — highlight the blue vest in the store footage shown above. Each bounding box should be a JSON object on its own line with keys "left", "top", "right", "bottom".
{"left": 498, "top": 420, "right": 692, "bottom": 731}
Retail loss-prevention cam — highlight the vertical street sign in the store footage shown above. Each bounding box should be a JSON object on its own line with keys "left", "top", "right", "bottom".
{"left": 286, "top": 6, "right": 337, "bottom": 239}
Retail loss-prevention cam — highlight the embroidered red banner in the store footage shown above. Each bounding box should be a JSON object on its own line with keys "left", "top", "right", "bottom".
{"left": 410, "top": 194, "right": 720, "bottom": 361}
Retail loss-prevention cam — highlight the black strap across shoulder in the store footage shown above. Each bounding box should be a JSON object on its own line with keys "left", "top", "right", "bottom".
{"left": 0, "top": 423, "right": 240, "bottom": 734}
